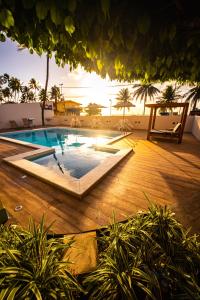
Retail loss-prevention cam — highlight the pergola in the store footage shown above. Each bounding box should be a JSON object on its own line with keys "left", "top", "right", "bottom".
{"left": 145, "top": 102, "right": 189, "bottom": 144}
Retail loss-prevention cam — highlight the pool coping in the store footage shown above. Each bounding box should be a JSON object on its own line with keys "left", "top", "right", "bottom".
{"left": 0, "top": 127, "right": 133, "bottom": 197}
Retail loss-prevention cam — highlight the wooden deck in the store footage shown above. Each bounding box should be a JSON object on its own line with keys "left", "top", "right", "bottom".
{"left": 0, "top": 131, "right": 200, "bottom": 234}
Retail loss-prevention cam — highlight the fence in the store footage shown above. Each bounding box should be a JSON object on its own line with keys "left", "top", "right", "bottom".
{"left": 47, "top": 115, "right": 194, "bottom": 132}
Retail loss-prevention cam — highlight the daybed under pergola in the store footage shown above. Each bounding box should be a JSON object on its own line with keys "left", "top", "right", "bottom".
{"left": 145, "top": 103, "right": 189, "bottom": 144}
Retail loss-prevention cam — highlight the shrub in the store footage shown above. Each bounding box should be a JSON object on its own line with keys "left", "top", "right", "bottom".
{"left": 0, "top": 219, "right": 83, "bottom": 300}
{"left": 84, "top": 205, "right": 200, "bottom": 299}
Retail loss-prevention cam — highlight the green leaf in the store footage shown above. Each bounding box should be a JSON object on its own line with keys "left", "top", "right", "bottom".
{"left": 7, "top": 286, "right": 21, "bottom": 300}
{"left": 67, "top": 0, "right": 77, "bottom": 13}
{"left": 64, "top": 16, "right": 75, "bottom": 35}
{"left": 36, "top": 1, "right": 48, "bottom": 20}
{"left": 0, "top": 33, "right": 6, "bottom": 42}
{"left": 137, "top": 14, "right": 151, "bottom": 35}
{"left": 0, "top": 9, "right": 14, "bottom": 28}
{"left": 50, "top": 3, "right": 62, "bottom": 25}
{"left": 97, "top": 60, "right": 103, "bottom": 72}
{"left": 0, "top": 288, "right": 9, "bottom": 300}
{"left": 101, "top": 0, "right": 110, "bottom": 18}
{"left": 30, "top": 283, "right": 42, "bottom": 300}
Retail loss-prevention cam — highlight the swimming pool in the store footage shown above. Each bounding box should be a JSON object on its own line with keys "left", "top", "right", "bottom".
{"left": 1, "top": 127, "right": 132, "bottom": 196}
{"left": 1, "top": 128, "right": 121, "bottom": 179}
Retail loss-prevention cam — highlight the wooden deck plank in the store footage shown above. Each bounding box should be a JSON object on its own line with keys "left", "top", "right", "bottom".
{"left": 0, "top": 131, "right": 200, "bottom": 234}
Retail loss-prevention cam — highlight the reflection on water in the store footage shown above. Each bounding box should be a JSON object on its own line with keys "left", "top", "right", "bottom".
{"left": 3, "top": 128, "right": 120, "bottom": 179}
{"left": 34, "top": 146, "right": 114, "bottom": 179}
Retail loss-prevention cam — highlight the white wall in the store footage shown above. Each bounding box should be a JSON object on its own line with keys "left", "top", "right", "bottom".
{"left": 192, "top": 116, "right": 200, "bottom": 140}
{"left": 48, "top": 115, "right": 194, "bottom": 132}
{"left": 0, "top": 102, "right": 54, "bottom": 129}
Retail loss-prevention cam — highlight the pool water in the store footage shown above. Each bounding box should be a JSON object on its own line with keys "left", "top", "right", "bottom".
{"left": 2, "top": 128, "right": 121, "bottom": 179}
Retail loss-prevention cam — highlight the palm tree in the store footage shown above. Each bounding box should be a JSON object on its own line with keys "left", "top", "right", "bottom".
{"left": 29, "top": 78, "right": 40, "bottom": 100}
{"left": 132, "top": 81, "right": 160, "bottom": 115}
{"left": 8, "top": 77, "right": 21, "bottom": 102}
{"left": 50, "top": 85, "right": 61, "bottom": 112}
{"left": 115, "top": 88, "right": 134, "bottom": 118}
{"left": 160, "top": 85, "right": 181, "bottom": 103}
{"left": 158, "top": 84, "right": 181, "bottom": 115}
{"left": 184, "top": 84, "right": 200, "bottom": 111}
{"left": 20, "top": 86, "right": 30, "bottom": 102}
{"left": 39, "top": 88, "right": 49, "bottom": 103}
{"left": 18, "top": 45, "right": 50, "bottom": 125}
{"left": 0, "top": 73, "right": 9, "bottom": 86}
{"left": 27, "top": 91, "right": 35, "bottom": 102}
{"left": 2, "top": 87, "right": 11, "bottom": 102}
{"left": 41, "top": 53, "right": 50, "bottom": 126}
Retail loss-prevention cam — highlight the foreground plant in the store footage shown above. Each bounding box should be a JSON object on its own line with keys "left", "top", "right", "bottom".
{"left": 0, "top": 219, "right": 83, "bottom": 300}
{"left": 84, "top": 205, "right": 200, "bottom": 300}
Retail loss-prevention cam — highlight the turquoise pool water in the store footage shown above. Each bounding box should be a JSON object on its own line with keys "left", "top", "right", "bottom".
{"left": 1, "top": 128, "right": 120, "bottom": 179}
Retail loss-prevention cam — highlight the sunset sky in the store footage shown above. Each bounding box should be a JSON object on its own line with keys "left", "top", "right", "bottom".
{"left": 0, "top": 39, "right": 170, "bottom": 115}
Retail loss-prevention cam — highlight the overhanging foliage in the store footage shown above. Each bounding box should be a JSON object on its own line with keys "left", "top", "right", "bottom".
{"left": 0, "top": 1, "right": 200, "bottom": 82}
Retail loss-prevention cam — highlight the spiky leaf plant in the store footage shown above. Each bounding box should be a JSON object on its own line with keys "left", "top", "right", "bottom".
{"left": 84, "top": 205, "right": 200, "bottom": 300}
{"left": 0, "top": 219, "right": 84, "bottom": 300}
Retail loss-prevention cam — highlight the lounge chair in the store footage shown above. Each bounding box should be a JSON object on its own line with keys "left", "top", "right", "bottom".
{"left": 9, "top": 120, "right": 18, "bottom": 129}
{"left": 149, "top": 122, "right": 182, "bottom": 142}
{"left": 22, "top": 118, "right": 33, "bottom": 128}
{"left": 118, "top": 119, "right": 133, "bottom": 132}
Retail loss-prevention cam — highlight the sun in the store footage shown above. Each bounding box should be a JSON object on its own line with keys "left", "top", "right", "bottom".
{"left": 82, "top": 72, "right": 109, "bottom": 106}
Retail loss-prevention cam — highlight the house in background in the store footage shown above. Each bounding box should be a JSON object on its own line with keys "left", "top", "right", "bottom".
{"left": 56, "top": 100, "right": 82, "bottom": 115}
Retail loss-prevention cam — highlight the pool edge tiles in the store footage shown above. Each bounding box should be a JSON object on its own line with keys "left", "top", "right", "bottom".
{"left": 0, "top": 127, "right": 133, "bottom": 197}
{"left": 3, "top": 145, "right": 133, "bottom": 198}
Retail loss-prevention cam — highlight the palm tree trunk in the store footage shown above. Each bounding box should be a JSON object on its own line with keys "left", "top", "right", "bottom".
{"left": 55, "top": 96, "right": 58, "bottom": 113}
{"left": 123, "top": 105, "right": 125, "bottom": 130}
{"left": 143, "top": 100, "right": 146, "bottom": 115}
{"left": 42, "top": 53, "right": 50, "bottom": 126}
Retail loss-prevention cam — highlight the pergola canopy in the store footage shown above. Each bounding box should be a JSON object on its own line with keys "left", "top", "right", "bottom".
{"left": 145, "top": 102, "right": 189, "bottom": 143}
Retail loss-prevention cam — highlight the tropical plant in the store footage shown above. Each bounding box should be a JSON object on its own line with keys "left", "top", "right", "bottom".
{"left": 29, "top": 78, "right": 40, "bottom": 100}
{"left": 115, "top": 88, "right": 133, "bottom": 118}
{"left": 84, "top": 205, "right": 200, "bottom": 299}
{"left": 85, "top": 103, "right": 101, "bottom": 116}
{"left": 184, "top": 84, "right": 200, "bottom": 111}
{"left": 20, "top": 86, "right": 32, "bottom": 103}
{"left": 18, "top": 44, "right": 49, "bottom": 125}
{"left": 0, "top": 73, "right": 9, "bottom": 86}
{"left": 8, "top": 76, "right": 21, "bottom": 102}
{"left": 3, "top": 2, "right": 200, "bottom": 83}
{"left": 39, "top": 88, "right": 49, "bottom": 103}
{"left": 0, "top": 219, "right": 83, "bottom": 299}
{"left": 50, "top": 85, "right": 61, "bottom": 112}
{"left": 158, "top": 85, "right": 181, "bottom": 114}
{"left": 2, "top": 87, "right": 11, "bottom": 102}
{"left": 160, "top": 85, "right": 181, "bottom": 103}
{"left": 132, "top": 82, "right": 160, "bottom": 115}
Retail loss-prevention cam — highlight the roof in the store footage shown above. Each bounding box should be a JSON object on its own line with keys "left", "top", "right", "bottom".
{"left": 58, "top": 100, "right": 81, "bottom": 106}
